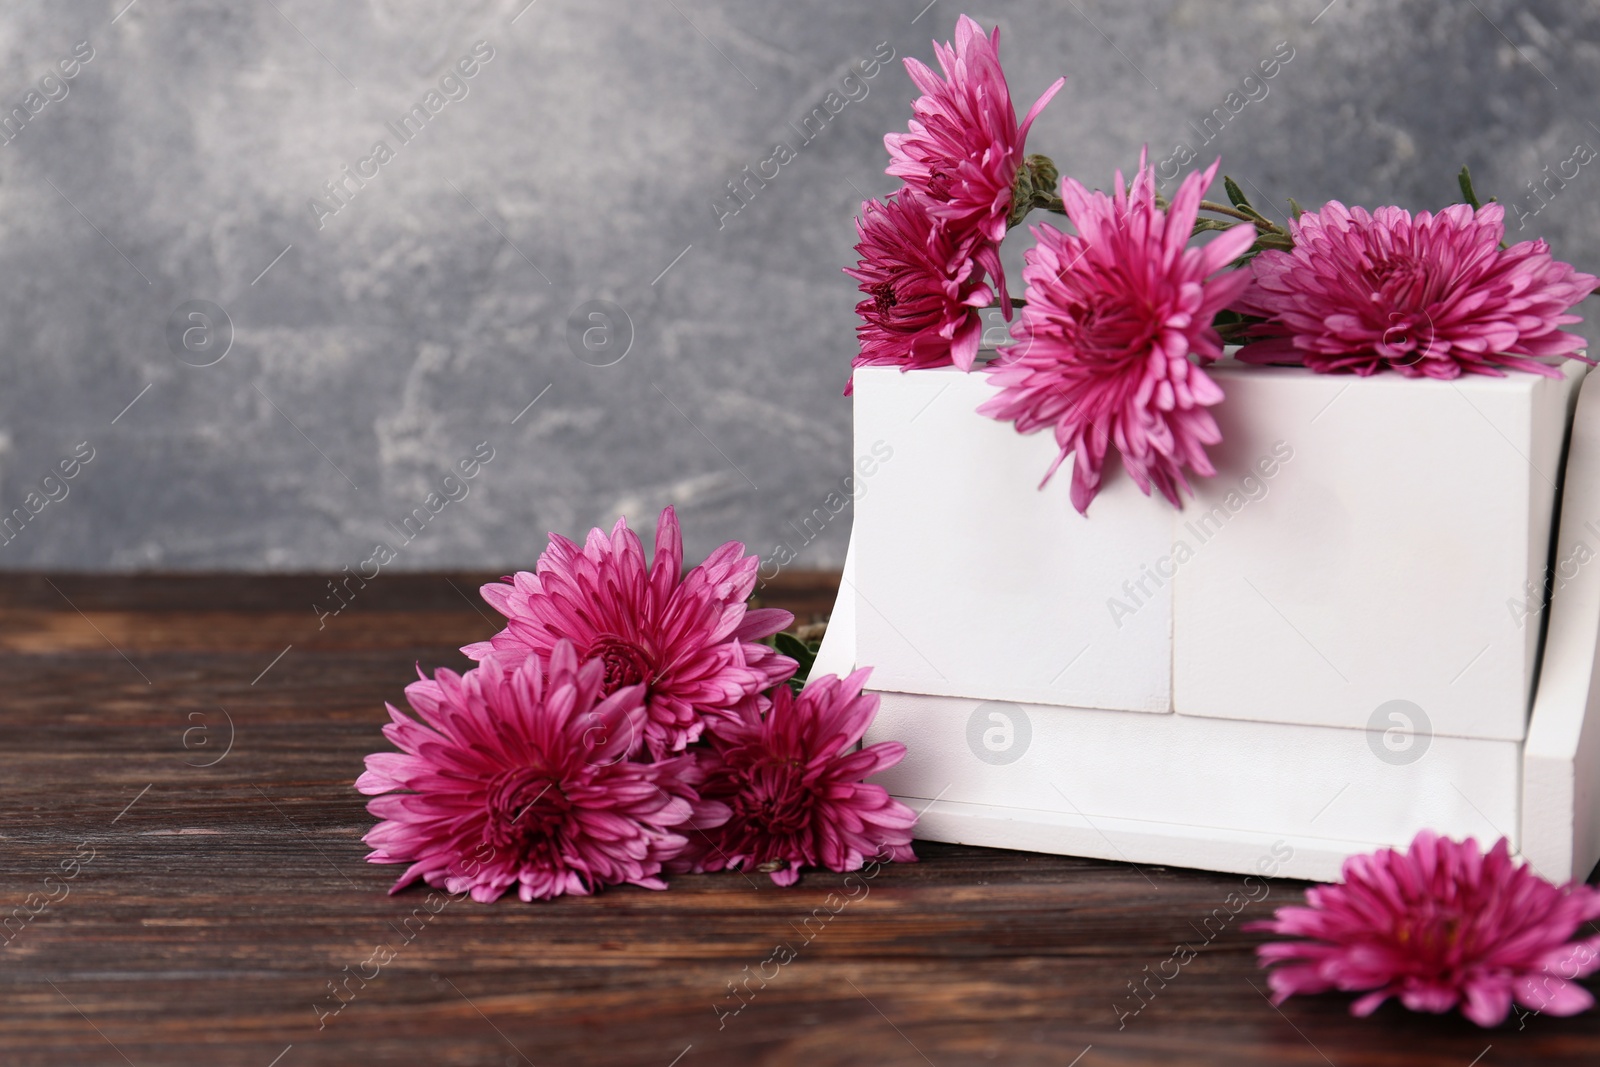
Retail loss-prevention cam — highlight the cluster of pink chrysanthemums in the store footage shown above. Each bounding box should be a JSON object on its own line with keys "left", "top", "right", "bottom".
{"left": 357, "top": 506, "right": 916, "bottom": 901}
{"left": 851, "top": 14, "right": 1598, "bottom": 514}
{"left": 846, "top": 15, "right": 1060, "bottom": 386}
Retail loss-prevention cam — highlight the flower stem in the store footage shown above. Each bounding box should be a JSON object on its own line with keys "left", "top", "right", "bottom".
{"left": 1198, "top": 200, "right": 1286, "bottom": 234}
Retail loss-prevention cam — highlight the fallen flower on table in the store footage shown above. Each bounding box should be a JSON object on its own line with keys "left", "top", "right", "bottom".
{"left": 675, "top": 667, "right": 917, "bottom": 886}
{"left": 357, "top": 641, "right": 723, "bottom": 902}
{"left": 359, "top": 511, "right": 918, "bottom": 900}
{"left": 463, "top": 505, "right": 795, "bottom": 759}
{"left": 1247, "top": 830, "right": 1600, "bottom": 1026}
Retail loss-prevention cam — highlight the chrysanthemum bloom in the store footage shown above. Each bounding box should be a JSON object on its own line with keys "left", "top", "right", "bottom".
{"left": 979, "top": 154, "right": 1257, "bottom": 514}
{"left": 1233, "top": 200, "right": 1598, "bottom": 377}
{"left": 677, "top": 669, "right": 917, "bottom": 886}
{"left": 844, "top": 189, "right": 1004, "bottom": 392}
{"left": 464, "top": 506, "right": 795, "bottom": 758}
{"left": 885, "top": 14, "right": 1063, "bottom": 243}
{"left": 1248, "top": 831, "right": 1600, "bottom": 1026}
{"left": 358, "top": 643, "right": 726, "bottom": 901}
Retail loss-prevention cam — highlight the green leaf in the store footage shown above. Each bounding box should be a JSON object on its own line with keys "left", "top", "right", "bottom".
{"left": 1223, "top": 175, "right": 1251, "bottom": 210}
{"left": 1287, "top": 197, "right": 1306, "bottom": 221}
{"left": 772, "top": 631, "right": 820, "bottom": 694}
{"left": 1191, "top": 217, "right": 1238, "bottom": 234}
{"left": 1213, "top": 308, "right": 1266, "bottom": 345}
{"left": 773, "top": 631, "right": 809, "bottom": 659}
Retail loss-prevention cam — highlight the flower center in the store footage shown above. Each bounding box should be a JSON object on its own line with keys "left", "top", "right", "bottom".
{"left": 1066, "top": 294, "right": 1158, "bottom": 370}
{"left": 871, "top": 281, "right": 898, "bottom": 315}
{"left": 588, "top": 635, "right": 653, "bottom": 694}
{"left": 731, "top": 759, "right": 813, "bottom": 837}
{"left": 1366, "top": 258, "right": 1443, "bottom": 364}
{"left": 1369, "top": 257, "right": 1439, "bottom": 311}
{"left": 1392, "top": 907, "right": 1472, "bottom": 966}
{"left": 484, "top": 767, "right": 570, "bottom": 856}
{"left": 926, "top": 168, "right": 954, "bottom": 201}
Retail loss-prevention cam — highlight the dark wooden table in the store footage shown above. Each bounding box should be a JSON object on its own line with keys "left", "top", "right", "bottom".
{"left": 2, "top": 572, "right": 1596, "bottom": 1067}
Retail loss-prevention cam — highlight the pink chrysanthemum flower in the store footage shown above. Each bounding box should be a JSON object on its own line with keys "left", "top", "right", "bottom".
{"left": 676, "top": 669, "right": 917, "bottom": 886}
{"left": 844, "top": 189, "right": 1004, "bottom": 392}
{"left": 464, "top": 506, "right": 795, "bottom": 759}
{"left": 978, "top": 154, "right": 1257, "bottom": 514}
{"left": 1248, "top": 831, "right": 1600, "bottom": 1027}
{"left": 885, "top": 14, "right": 1063, "bottom": 244}
{"left": 357, "top": 643, "right": 727, "bottom": 901}
{"left": 1233, "top": 200, "right": 1598, "bottom": 377}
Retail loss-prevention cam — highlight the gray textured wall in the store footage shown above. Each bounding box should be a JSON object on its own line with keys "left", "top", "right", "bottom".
{"left": 0, "top": 0, "right": 1594, "bottom": 571}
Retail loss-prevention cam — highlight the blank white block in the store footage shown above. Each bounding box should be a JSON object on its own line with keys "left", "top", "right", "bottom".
{"left": 852, "top": 366, "right": 1172, "bottom": 714}
{"left": 1175, "top": 360, "right": 1584, "bottom": 741}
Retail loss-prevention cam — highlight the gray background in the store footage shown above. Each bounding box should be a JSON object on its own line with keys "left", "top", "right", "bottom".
{"left": 0, "top": 0, "right": 1593, "bottom": 572}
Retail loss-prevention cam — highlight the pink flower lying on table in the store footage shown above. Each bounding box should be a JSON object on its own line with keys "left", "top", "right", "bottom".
{"left": 357, "top": 643, "right": 726, "bottom": 902}
{"left": 1248, "top": 830, "right": 1600, "bottom": 1026}
{"left": 1233, "top": 200, "right": 1598, "bottom": 377}
{"left": 886, "top": 14, "right": 1063, "bottom": 244}
{"left": 464, "top": 506, "right": 795, "bottom": 759}
{"left": 979, "top": 153, "right": 1256, "bottom": 514}
{"left": 675, "top": 669, "right": 917, "bottom": 886}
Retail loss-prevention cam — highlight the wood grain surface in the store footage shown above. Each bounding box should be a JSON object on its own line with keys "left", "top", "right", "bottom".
{"left": 1, "top": 572, "right": 1595, "bottom": 1067}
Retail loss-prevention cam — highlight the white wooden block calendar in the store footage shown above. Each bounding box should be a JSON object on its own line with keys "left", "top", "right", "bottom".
{"left": 813, "top": 357, "right": 1600, "bottom": 883}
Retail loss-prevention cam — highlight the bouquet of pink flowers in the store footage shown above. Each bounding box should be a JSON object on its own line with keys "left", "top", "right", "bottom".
{"left": 848, "top": 14, "right": 1598, "bottom": 515}
{"left": 357, "top": 507, "right": 917, "bottom": 902}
